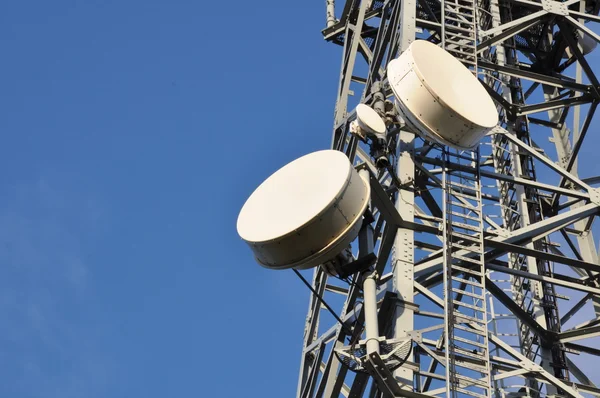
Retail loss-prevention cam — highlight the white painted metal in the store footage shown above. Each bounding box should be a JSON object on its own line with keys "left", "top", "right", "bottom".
{"left": 392, "top": 130, "right": 416, "bottom": 387}
{"left": 268, "top": 1, "right": 600, "bottom": 396}
{"left": 363, "top": 272, "right": 381, "bottom": 355}
{"left": 237, "top": 149, "right": 370, "bottom": 270}
{"left": 355, "top": 103, "right": 386, "bottom": 136}
{"left": 442, "top": 147, "right": 492, "bottom": 398}
{"left": 387, "top": 40, "right": 498, "bottom": 150}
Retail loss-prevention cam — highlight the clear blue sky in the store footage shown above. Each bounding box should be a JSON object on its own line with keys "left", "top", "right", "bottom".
{"left": 3, "top": 1, "right": 600, "bottom": 397}
{"left": 0, "top": 1, "right": 341, "bottom": 396}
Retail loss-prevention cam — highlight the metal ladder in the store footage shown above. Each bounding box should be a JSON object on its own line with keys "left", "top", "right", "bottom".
{"left": 490, "top": 136, "right": 537, "bottom": 359}
{"left": 490, "top": 73, "right": 569, "bottom": 380}
{"left": 442, "top": 147, "right": 492, "bottom": 398}
{"left": 442, "top": 0, "right": 478, "bottom": 69}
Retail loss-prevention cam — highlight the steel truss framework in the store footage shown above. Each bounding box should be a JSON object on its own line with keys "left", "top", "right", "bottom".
{"left": 295, "top": 0, "right": 600, "bottom": 397}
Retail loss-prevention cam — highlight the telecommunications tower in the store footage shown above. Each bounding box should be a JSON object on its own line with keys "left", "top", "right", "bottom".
{"left": 238, "top": 0, "right": 600, "bottom": 396}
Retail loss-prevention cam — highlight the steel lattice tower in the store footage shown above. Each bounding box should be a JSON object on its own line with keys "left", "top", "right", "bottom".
{"left": 290, "top": 0, "right": 600, "bottom": 397}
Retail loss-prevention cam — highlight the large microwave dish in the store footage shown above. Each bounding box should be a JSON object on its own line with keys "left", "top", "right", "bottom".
{"left": 237, "top": 150, "right": 370, "bottom": 270}
{"left": 387, "top": 40, "right": 498, "bottom": 150}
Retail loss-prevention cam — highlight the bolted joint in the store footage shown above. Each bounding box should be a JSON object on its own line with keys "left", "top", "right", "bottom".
{"left": 589, "top": 188, "right": 600, "bottom": 206}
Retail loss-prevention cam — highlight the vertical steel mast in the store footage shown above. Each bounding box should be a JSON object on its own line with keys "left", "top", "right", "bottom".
{"left": 295, "top": 0, "right": 600, "bottom": 396}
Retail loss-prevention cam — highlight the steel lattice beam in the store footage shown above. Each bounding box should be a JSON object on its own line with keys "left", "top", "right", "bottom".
{"left": 290, "top": 1, "right": 600, "bottom": 397}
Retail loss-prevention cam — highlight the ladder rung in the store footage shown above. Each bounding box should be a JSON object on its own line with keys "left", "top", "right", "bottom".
{"left": 449, "top": 0, "right": 476, "bottom": 5}
{"left": 447, "top": 47, "right": 478, "bottom": 59}
{"left": 448, "top": 186, "right": 478, "bottom": 198}
{"left": 450, "top": 172, "right": 479, "bottom": 181}
{"left": 449, "top": 220, "right": 481, "bottom": 232}
{"left": 455, "top": 374, "right": 490, "bottom": 388}
{"left": 445, "top": 3, "right": 477, "bottom": 11}
{"left": 449, "top": 185, "right": 479, "bottom": 197}
{"left": 447, "top": 151, "right": 476, "bottom": 162}
{"left": 444, "top": 15, "right": 476, "bottom": 25}
{"left": 450, "top": 199, "right": 479, "bottom": 210}
{"left": 451, "top": 241, "right": 481, "bottom": 251}
{"left": 450, "top": 210, "right": 480, "bottom": 222}
{"left": 451, "top": 346, "right": 488, "bottom": 361}
{"left": 447, "top": 0, "right": 476, "bottom": 5}
{"left": 445, "top": 32, "right": 476, "bottom": 42}
{"left": 445, "top": 24, "right": 477, "bottom": 35}
{"left": 451, "top": 264, "right": 483, "bottom": 276}
{"left": 454, "top": 359, "right": 489, "bottom": 374}
{"left": 448, "top": 179, "right": 477, "bottom": 190}
{"left": 452, "top": 358, "right": 488, "bottom": 373}
{"left": 450, "top": 231, "right": 481, "bottom": 243}
{"left": 452, "top": 239, "right": 481, "bottom": 249}
{"left": 450, "top": 198, "right": 479, "bottom": 210}
{"left": 444, "top": 9, "right": 476, "bottom": 18}
{"left": 452, "top": 276, "right": 483, "bottom": 287}
{"left": 452, "top": 287, "right": 484, "bottom": 300}
{"left": 452, "top": 253, "right": 483, "bottom": 265}
{"left": 454, "top": 301, "right": 486, "bottom": 313}
{"left": 444, "top": 0, "right": 475, "bottom": 5}
{"left": 456, "top": 387, "right": 488, "bottom": 398}
{"left": 447, "top": 24, "right": 476, "bottom": 34}
{"left": 453, "top": 312, "right": 486, "bottom": 324}
{"left": 455, "top": 324, "right": 487, "bottom": 336}
{"left": 445, "top": 38, "right": 476, "bottom": 48}
{"left": 453, "top": 336, "right": 489, "bottom": 350}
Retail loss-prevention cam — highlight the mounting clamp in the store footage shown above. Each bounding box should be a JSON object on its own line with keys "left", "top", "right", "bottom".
{"left": 541, "top": 0, "right": 568, "bottom": 15}
{"left": 589, "top": 188, "right": 600, "bottom": 207}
